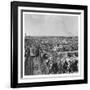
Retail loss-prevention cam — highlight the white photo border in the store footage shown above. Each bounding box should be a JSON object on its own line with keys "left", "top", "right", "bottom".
{"left": 18, "top": 6, "right": 84, "bottom": 84}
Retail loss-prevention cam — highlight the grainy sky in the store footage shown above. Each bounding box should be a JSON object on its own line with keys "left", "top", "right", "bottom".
{"left": 24, "top": 13, "right": 78, "bottom": 36}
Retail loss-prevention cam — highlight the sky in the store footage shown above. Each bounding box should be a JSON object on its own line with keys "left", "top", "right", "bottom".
{"left": 24, "top": 13, "right": 78, "bottom": 36}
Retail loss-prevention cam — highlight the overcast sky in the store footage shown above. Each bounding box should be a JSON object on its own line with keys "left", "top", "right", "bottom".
{"left": 24, "top": 13, "right": 78, "bottom": 36}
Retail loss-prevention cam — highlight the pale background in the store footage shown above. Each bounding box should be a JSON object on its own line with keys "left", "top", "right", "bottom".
{"left": 25, "top": 13, "right": 78, "bottom": 36}
{"left": 0, "top": 0, "right": 89, "bottom": 90}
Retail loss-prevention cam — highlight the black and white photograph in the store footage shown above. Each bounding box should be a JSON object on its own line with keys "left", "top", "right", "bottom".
{"left": 11, "top": 1, "right": 87, "bottom": 88}
{"left": 24, "top": 14, "right": 78, "bottom": 76}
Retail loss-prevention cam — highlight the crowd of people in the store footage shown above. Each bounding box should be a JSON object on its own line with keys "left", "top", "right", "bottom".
{"left": 24, "top": 36, "right": 78, "bottom": 75}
